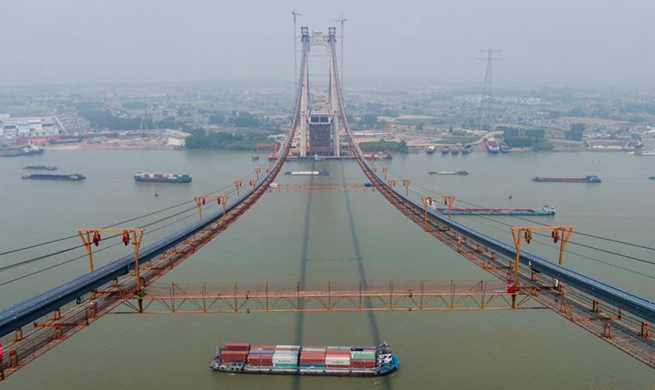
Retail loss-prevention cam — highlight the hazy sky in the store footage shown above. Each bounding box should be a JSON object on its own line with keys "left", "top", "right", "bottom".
{"left": 2, "top": 0, "right": 654, "bottom": 87}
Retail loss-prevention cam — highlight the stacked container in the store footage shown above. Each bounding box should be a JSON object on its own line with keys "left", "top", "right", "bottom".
{"left": 221, "top": 343, "right": 250, "bottom": 363}
{"left": 247, "top": 345, "right": 275, "bottom": 367}
{"left": 349, "top": 347, "right": 376, "bottom": 369}
{"left": 299, "top": 346, "right": 327, "bottom": 368}
{"left": 272, "top": 345, "right": 300, "bottom": 369}
{"left": 325, "top": 347, "right": 350, "bottom": 368}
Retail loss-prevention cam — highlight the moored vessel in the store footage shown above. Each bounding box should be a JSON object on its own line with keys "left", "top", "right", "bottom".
{"left": 134, "top": 172, "right": 192, "bottom": 183}
{"left": 210, "top": 343, "right": 399, "bottom": 377}
{"left": 532, "top": 175, "right": 601, "bottom": 183}
{"left": 441, "top": 146, "right": 450, "bottom": 154}
{"left": 0, "top": 145, "right": 44, "bottom": 157}
{"left": 485, "top": 138, "right": 500, "bottom": 154}
{"left": 22, "top": 173, "right": 85, "bottom": 181}
{"left": 426, "top": 146, "right": 436, "bottom": 154}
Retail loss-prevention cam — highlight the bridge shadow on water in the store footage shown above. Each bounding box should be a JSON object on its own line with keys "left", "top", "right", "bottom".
{"left": 292, "top": 161, "right": 393, "bottom": 390}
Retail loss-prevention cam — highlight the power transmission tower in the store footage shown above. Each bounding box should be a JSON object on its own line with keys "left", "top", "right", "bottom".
{"left": 292, "top": 9, "right": 302, "bottom": 90}
{"left": 478, "top": 49, "right": 502, "bottom": 130}
{"left": 334, "top": 14, "right": 347, "bottom": 87}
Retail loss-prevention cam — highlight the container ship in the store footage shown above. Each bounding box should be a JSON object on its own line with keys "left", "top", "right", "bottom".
{"left": 485, "top": 138, "right": 500, "bottom": 154}
{"left": 434, "top": 205, "right": 555, "bottom": 216}
{"left": 210, "top": 343, "right": 399, "bottom": 377}
{"left": 22, "top": 173, "right": 85, "bottom": 181}
{"left": 532, "top": 175, "right": 601, "bottom": 183}
{"left": 428, "top": 170, "right": 469, "bottom": 176}
{"left": 23, "top": 165, "right": 57, "bottom": 171}
{"left": 284, "top": 170, "right": 329, "bottom": 176}
{"left": 134, "top": 172, "right": 192, "bottom": 183}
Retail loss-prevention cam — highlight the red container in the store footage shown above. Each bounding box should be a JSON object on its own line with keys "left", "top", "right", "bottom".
{"left": 248, "top": 353, "right": 273, "bottom": 367}
{"left": 225, "top": 343, "right": 250, "bottom": 351}
{"left": 299, "top": 351, "right": 325, "bottom": 365}
{"left": 302, "top": 346, "right": 327, "bottom": 349}
{"left": 221, "top": 350, "right": 248, "bottom": 363}
{"left": 251, "top": 345, "right": 276, "bottom": 351}
{"left": 350, "top": 359, "right": 376, "bottom": 369}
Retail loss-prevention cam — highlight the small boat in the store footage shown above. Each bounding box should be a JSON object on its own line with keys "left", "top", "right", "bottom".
{"left": 22, "top": 173, "right": 85, "bottom": 181}
{"left": 532, "top": 175, "right": 601, "bottom": 183}
{"left": 426, "top": 146, "right": 436, "bottom": 154}
{"left": 649, "top": 176, "right": 655, "bottom": 180}
{"left": 284, "top": 171, "right": 329, "bottom": 176}
{"left": 23, "top": 165, "right": 57, "bottom": 171}
{"left": 210, "top": 342, "right": 399, "bottom": 377}
{"left": 450, "top": 145, "right": 461, "bottom": 155}
{"left": 499, "top": 141, "right": 511, "bottom": 153}
{"left": 428, "top": 170, "right": 469, "bottom": 176}
{"left": 461, "top": 144, "right": 473, "bottom": 155}
{"left": 251, "top": 154, "right": 260, "bottom": 161}
{"left": 441, "top": 146, "right": 450, "bottom": 154}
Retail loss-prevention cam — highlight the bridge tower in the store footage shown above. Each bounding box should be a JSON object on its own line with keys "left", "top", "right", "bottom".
{"left": 294, "top": 27, "right": 344, "bottom": 157}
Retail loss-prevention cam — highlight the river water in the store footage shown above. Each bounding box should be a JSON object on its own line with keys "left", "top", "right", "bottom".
{"left": 1, "top": 149, "right": 654, "bottom": 389}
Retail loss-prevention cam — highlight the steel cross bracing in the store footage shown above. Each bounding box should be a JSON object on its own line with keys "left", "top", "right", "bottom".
{"left": 325, "top": 34, "right": 655, "bottom": 368}
{"left": 0, "top": 34, "right": 314, "bottom": 381}
{"left": 114, "top": 280, "right": 543, "bottom": 314}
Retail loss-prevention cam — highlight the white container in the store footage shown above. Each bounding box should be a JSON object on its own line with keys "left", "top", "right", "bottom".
{"left": 325, "top": 357, "right": 350, "bottom": 366}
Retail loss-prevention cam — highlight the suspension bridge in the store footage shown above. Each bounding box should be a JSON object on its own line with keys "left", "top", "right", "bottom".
{"left": 1, "top": 26, "right": 655, "bottom": 381}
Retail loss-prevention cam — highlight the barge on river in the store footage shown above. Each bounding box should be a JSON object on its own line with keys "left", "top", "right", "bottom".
{"left": 210, "top": 343, "right": 399, "bottom": 377}
{"left": 532, "top": 175, "right": 601, "bottom": 183}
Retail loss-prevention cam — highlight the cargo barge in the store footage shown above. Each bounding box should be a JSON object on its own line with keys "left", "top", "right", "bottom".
{"left": 428, "top": 170, "right": 468, "bottom": 176}
{"left": 23, "top": 165, "right": 57, "bottom": 171}
{"left": 210, "top": 343, "right": 398, "bottom": 377}
{"left": 284, "top": 170, "right": 329, "bottom": 176}
{"left": 134, "top": 172, "right": 192, "bottom": 183}
{"left": 532, "top": 175, "right": 601, "bottom": 183}
{"left": 22, "top": 173, "right": 85, "bottom": 181}
{"left": 434, "top": 205, "right": 556, "bottom": 216}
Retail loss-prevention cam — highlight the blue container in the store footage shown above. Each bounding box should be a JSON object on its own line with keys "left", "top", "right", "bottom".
{"left": 299, "top": 364, "right": 325, "bottom": 368}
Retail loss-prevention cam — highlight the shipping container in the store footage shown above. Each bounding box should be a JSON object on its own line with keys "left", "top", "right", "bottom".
{"left": 247, "top": 353, "right": 274, "bottom": 367}
{"left": 249, "top": 350, "right": 275, "bottom": 354}
{"left": 350, "top": 359, "right": 376, "bottom": 369}
{"left": 299, "top": 364, "right": 325, "bottom": 368}
{"left": 351, "top": 352, "right": 376, "bottom": 359}
{"left": 273, "top": 364, "right": 298, "bottom": 368}
{"left": 272, "top": 356, "right": 299, "bottom": 365}
{"left": 251, "top": 345, "right": 276, "bottom": 351}
{"left": 221, "top": 350, "right": 248, "bottom": 363}
{"left": 276, "top": 345, "right": 301, "bottom": 349}
{"left": 224, "top": 343, "right": 250, "bottom": 351}
{"left": 325, "top": 358, "right": 350, "bottom": 366}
